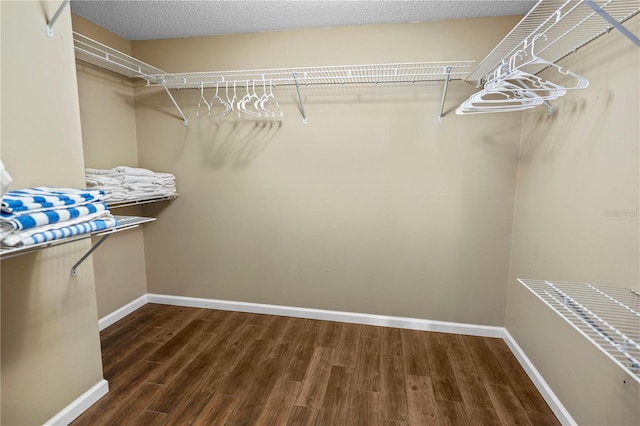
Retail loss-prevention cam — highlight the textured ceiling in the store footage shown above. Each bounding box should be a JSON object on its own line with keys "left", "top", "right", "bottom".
{"left": 70, "top": 0, "right": 538, "bottom": 41}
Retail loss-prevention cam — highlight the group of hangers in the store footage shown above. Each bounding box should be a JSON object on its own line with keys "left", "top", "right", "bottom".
{"left": 197, "top": 79, "right": 284, "bottom": 119}
{"left": 456, "top": 34, "right": 589, "bottom": 115}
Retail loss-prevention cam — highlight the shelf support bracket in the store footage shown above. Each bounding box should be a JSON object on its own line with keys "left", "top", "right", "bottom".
{"left": 583, "top": 0, "right": 640, "bottom": 47}
{"left": 438, "top": 66, "right": 453, "bottom": 123}
{"left": 71, "top": 225, "right": 139, "bottom": 276}
{"left": 46, "top": 0, "right": 70, "bottom": 38}
{"left": 293, "top": 73, "right": 308, "bottom": 124}
{"left": 161, "top": 83, "right": 189, "bottom": 126}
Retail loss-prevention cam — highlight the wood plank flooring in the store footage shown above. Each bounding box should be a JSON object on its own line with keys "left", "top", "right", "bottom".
{"left": 72, "top": 304, "right": 560, "bottom": 425}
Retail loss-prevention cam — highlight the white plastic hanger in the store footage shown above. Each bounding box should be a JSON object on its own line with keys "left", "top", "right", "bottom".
{"left": 196, "top": 82, "right": 211, "bottom": 117}
{"left": 264, "top": 80, "right": 283, "bottom": 118}
{"left": 255, "top": 80, "right": 273, "bottom": 117}
{"left": 504, "top": 35, "right": 589, "bottom": 91}
{"left": 209, "top": 81, "right": 233, "bottom": 117}
{"left": 226, "top": 81, "right": 237, "bottom": 115}
{"left": 238, "top": 80, "right": 261, "bottom": 117}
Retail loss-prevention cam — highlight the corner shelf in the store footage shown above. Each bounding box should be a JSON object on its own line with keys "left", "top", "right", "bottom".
{"left": 519, "top": 279, "right": 640, "bottom": 384}
{"left": 467, "top": 0, "right": 640, "bottom": 84}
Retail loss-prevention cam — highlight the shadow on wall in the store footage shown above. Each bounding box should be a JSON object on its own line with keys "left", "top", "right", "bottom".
{"left": 195, "top": 118, "right": 282, "bottom": 169}
{"left": 519, "top": 88, "right": 613, "bottom": 163}
{"left": 76, "top": 62, "right": 137, "bottom": 101}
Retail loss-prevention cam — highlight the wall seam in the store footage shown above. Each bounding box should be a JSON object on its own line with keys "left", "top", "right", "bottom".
{"left": 503, "top": 109, "right": 527, "bottom": 327}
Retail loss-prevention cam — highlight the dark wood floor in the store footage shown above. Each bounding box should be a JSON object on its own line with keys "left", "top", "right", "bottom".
{"left": 72, "top": 303, "right": 559, "bottom": 425}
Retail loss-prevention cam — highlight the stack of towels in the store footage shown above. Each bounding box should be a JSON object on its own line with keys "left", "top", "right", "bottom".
{"left": 1, "top": 187, "right": 118, "bottom": 247}
{"left": 85, "top": 166, "right": 177, "bottom": 202}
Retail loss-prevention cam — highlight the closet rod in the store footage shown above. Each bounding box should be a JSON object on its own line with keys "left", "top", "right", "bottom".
{"left": 46, "top": 0, "right": 70, "bottom": 37}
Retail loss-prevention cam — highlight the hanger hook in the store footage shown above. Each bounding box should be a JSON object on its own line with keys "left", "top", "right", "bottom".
{"left": 530, "top": 33, "right": 548, "bottom": 57}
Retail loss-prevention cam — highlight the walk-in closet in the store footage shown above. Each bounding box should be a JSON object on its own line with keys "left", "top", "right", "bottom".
{"left": 1, "top": 1, "right": 638, "bottom": 425}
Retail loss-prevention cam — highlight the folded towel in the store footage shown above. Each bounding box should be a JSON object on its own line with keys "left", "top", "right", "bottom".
{"left": 125, "top": 189, "right": 171, "bottom": 200}
{"left": 85, "top": 167, "right": 176, "bottom": 203}
{"left": 8, "top": 215, "right": 119, "bottom": 247}
{"left": 0, "top": 201, "right": 109, "bottom": 231}
{"left": 85, "top": 175, "right": 122, "bottom": 187}
{"left": 85, "top": 167, "right": 113, "bottom": 175}
{"left": 87, "top": 166, "right": 175, "bottom": 179}
{"left": 2, "top": 187, "right": 104, "bottom": 214}
{"left": 111, "top": 166, "right": 156, "bottom": 177}
{"left": 102, "top": 189, "right": 128, "bottom": 202}
{"left": 1, "top": 211, "right": 113, "bottom": 246}
{"left": 123, "top": 182, "right": 163, "bottom": 191}
{"left": 154, "top": 172, "right": 175, "bottom": 179}
{"left": 118, "top": 175, "right": 175, "bottom": 185}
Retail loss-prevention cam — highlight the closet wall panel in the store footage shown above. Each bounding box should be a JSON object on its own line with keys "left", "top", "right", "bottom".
{"left": 132, "top": 17, "right": 523, "bottom": 326}
{"left": 1, "top": 2, "right": 103, "bottom": 424}
{"left": 72, "top": 15, "right": 148, "bottom": 318}
{"left": 506, "top": 16, "right": 640, "bottom": 425}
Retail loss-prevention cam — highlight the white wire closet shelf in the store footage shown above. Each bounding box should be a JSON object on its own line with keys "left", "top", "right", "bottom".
{"left": 144, "top": 62, "right": 475, "bottom": 89}
{"left": 106, "top": 194, "right": 179, "bottom": 209}
{"left": 519, "top": 279, "right": 640, "bottom": 384}
{"left": 73, "top": 32, "right": 167, "bottom": 80}
{"left": 0, "top": 215, "right": 155, "bottom": 275}
{"left": 468, "top": 0, "right": 640, "bottom": 83}
{"left": 72, "top": 32, "right": 474, "bottom": 124}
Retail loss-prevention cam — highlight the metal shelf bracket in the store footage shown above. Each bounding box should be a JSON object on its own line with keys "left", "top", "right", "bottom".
{"left": 438, "top": 66, "right": 453, "bottom": 122}
{"left": 70, "top": 224, "right": 140, "bottom": 276}
{"left": 293, "top": 73, "right": 308, "bottom": 124}
{"left": 584, "top": 0, "right": 640, "bottom": 47}
{"left": 161, "top": 83, "right": 189, "bottom": 126}
{"left": 46, "top": 0, "right": 70, "bottom": 38}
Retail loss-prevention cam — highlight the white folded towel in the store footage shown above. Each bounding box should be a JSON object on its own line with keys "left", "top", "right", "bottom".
{"left": 111, "top": 166, "right": 156, "bottom": 177}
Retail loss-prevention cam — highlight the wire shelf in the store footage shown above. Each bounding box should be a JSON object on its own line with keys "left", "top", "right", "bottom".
{"left": 468, "top": 0, "right": 640, "bottom": 83}
{"left": 145, "top": 62, "right": 476, "bottom": 89}
{"left": 73, "top": 32, "right": 166, "bottom": 80}
{"left": 0, "top": 215, "right": 155, "bottom": 261}
{"left": 519, "top": 279, "right": 640, "bottom": 384}
{"left": 107, "top": 194, "right": 179, "bottom": 209}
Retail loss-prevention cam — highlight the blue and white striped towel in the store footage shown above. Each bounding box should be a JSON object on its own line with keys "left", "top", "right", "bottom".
{"left": 19, "top": 216, "right": 119, "bottom": 247}
{"left": 0, "top": 201, "right": 109, "bottom": 231}
{"left": 1, "top": 211, "right": 113, "bottom": 246}
{"left": 1, "top": 187, "right": 104, "bottom": 214}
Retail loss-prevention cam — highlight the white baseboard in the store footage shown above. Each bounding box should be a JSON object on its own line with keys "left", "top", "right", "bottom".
{"left": 146, "top": 293, "right": 504, "bottom": 338}
{"left": 99, "top": 294, "right": 148, "bottom": 331}
{"left": 502, "top": 329, "right": 576, "bottom": 426}
{"left": 44, "top": 379, "right": 109, "bottom": 426}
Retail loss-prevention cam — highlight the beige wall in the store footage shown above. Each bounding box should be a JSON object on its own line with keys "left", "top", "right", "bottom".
{"left": 72, "top": 15, "right": 148, "bottom": 318}
{"left": 506, "top": 16, "right": 640, "bottom": 425}
{"left": 1, "top": 2, "right": 103, "bottom": 425}
{"left": 132, "top": 17, "right": 523, "bottom": 326}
